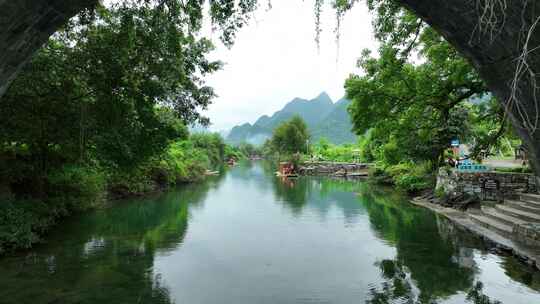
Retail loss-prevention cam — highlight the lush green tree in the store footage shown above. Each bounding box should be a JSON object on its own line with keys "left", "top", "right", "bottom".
{"left": 270, "top": 116, "right": 310, "bottom": 155}
{"left": 467, "top": 97, "right": 521, "bottom": 159}
{"left": 0, "top": 3, "right": 222, "bottom": 174}
{"left": 0, "top": 1, "right": 246, "bottom": 252}
{"left": 190, "top": 133, "right": 226, "bottom": 166}
{"left": 237, "top": 143, "right": 259, "bottom": 157}
{"left": 346, "top": 25, "right": 489, "bottom": 166}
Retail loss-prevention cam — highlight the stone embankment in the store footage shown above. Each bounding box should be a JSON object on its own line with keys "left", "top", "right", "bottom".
{"left": 419, "top": 168, "right": 540, "bottom": 270}
{"left": 437, "top": 168, "right": 537, "bottom": 201}
{"left": 298, "top": 162, "right": 371, "bottom": 177}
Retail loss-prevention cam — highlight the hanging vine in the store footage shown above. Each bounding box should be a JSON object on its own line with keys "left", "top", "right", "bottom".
{"left": 314, "top": 0, "right": 325, "bottom": 51}
{"left": 472, "top": 0, "right": 508, "bottom": 43}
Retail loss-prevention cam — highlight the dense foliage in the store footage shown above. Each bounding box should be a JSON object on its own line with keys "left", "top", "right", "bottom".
{"left": 0, "top": 2, "right": 249, "bottom": 254}
{"left": 346, "top": 28, "right": 488, "bottom": 166}
{"left": 267, "top": 116, "right": 310, "bottom": 156}
{"left": 310, "top": 138, "right": 360, "bottom": 163}
{"left": 342, "top": 4, "right": 518, "bottom": 192}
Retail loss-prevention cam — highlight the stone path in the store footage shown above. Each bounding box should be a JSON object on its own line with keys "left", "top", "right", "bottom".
{"left": 411, "top": 196, "right": 540, "bottom": 270}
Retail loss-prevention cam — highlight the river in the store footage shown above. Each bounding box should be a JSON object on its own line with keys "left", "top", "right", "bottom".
{"left": 1, "top": 161, "right": 539, "bottom": 304}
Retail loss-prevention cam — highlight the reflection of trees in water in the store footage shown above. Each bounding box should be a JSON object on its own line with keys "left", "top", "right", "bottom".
{"left": 358, "top": 186, "right": 539, "bottom": 303}
{"left": 178, "top": 171, "right": 226, "bottom": 209}
{"left": 358, "top": 187, "right": 477, "bottom": 303}
{"left": 272, "top": 176, "right": 310, "bottom": 215}
{"left": 366, "top": 259, "right": 417, "bottom": 304}
{"left": 271, "top": 175, "right": 369, "bottom": 218}
{"left": 466, "top": 282, "right": 502, "bottom": 304}
{"left": 267, "top": 172, "right": 540, "bottom": 303}
{"left": 499, "top": 256, "right": 540, "bottom": 291}
{"left": 0, "top": 181, "right": 218, "bottom": 304}
{"left": 366, "top": 260, "right": 503, "bottom": 304}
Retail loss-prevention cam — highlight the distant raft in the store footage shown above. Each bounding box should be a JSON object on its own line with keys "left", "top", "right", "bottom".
{"left": 275, "top": 171, "right": 299, "bottom": 178}
{"left": 205, "top": 170, "right": 220, "bottom": 176}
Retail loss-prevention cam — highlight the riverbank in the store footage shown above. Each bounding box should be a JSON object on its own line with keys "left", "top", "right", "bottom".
{"left": 410, "top": 197, "right": 540, "bottom": 270}
{"left": 298, "top": 161, "right": 371, "bottom": 177}
{"left": 0, "top": 133, "right": 244, "bottom": 255}
{"left": 0, "top": 167, "right": 221, "bottom": 256}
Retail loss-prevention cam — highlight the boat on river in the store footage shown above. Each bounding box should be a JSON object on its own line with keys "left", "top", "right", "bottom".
{"left": 277, "top": 161, "right": 298, "bottom": 178}
{"left": 275, "top": 171, "right": 299, "bottom": 178}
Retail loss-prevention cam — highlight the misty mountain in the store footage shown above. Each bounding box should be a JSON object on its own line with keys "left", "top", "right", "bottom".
{"left": 226, "top": 92, "right": 357, "bottom": 145}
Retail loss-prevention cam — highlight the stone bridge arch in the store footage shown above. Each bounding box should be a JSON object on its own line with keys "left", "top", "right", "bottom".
{"left": 0, "top": 0, "right": 96, "bottom": 96}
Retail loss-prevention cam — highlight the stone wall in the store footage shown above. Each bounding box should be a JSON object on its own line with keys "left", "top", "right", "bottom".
{"left": 436, "top": 168, "right": 538, "bottom": 201}
{"left": 299, "top": 162, "right": 370, "bottom": 176}
{"left": 514, "top": 223, "right": 540, "bottom": 247}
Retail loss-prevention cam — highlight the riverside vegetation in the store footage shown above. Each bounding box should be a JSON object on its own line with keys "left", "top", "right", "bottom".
{"left": 0, "top": 4, "right": 246, "bottom": 254}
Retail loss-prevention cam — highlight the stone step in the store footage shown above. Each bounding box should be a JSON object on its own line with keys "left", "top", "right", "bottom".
{"left": 504, "top": 200, "right": 540, "bottom": 214}
{"left": 482, "top": 207, "right": 525, "bottom": 227}
{"left": 519, "top": 193, "right": 540, "bottom": 204}
{"left": 470, "top": 214, "right": 513, "bottom": 237}
{"left": 495, "top": 204, "right": 540, "bottom": 223}
{"left": 516, "top": 195, "right": 540, "bottom": 209}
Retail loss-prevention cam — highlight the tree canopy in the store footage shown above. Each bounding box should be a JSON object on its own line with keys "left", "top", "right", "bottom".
{"left": 345, "top": 6, "right": 513, "bottom": 166}
{"left": 0, "top": 3, "right": 223, "bottom": 171}
{"left": 269, "top": 116, "right": 310, "bottom": 155}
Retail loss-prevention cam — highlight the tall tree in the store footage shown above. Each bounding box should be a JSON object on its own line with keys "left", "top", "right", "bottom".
{"left": 0, "top": 2, "right": 224, "bottom": 178}
{"left": 346, "top": 25, "right": 488, "bottom": 165}
{"left": 270, "top": 116, "right": 310, "bottom": 155}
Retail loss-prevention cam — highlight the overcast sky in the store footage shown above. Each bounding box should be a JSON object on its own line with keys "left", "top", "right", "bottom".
{"left": 202, "top": 1, "right": 378, "bottom": 131}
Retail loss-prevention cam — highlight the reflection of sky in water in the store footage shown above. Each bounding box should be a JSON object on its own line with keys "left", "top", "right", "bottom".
{"left": 474, "top": 253, "right": 539, "bottom": 302}
{"left": 155, "top": 186, "right": 394, "bottom": 303}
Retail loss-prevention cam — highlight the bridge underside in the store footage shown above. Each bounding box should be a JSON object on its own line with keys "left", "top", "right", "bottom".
{"left": 0, "top": 0, "right": 96, "bottom": 96}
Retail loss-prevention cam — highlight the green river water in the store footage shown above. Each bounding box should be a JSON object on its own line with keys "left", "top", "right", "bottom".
{"left": 1, "top": 161, "right": 540, "bottom": 304}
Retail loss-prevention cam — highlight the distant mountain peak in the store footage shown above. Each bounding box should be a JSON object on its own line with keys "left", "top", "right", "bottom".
{"left": 315, "top": 91, "right": 330, "bottom": 99}
{"left": 254, "top": 115, "right": 271, "bottom": 127}
{"left": 310, "top": 91, "right": 333, "bottom": 106}
{"left": 226, "top": 92, "right": 356, "bottom": 145}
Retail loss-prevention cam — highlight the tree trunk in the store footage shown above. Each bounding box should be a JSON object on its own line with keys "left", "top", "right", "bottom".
{"left": 0, "top": 0, "right": 97, "bottom": 96}
{"left": 396, "top": 0, "right": 540, "bottom": 174}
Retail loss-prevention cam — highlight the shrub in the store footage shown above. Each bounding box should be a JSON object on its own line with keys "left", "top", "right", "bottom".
{"left": 0, "top": 200, "right": 56, "bottom": 254}
{"left": 107, "top": 167, "right": 158, "bottom": 198}
{"left": 386, "top": 161, "right": 434, "bottom": 193}
{"left": 434, "top": 186, "right": 446, "bottom": 199}
{"left": 377, "top": 139, "right": 401, "bottom": 166}
{"left": 162, "top": 141, "right": 209, "bottom": 183}
{"left": 47, "top": 165, "right": 106, "bottom": 212}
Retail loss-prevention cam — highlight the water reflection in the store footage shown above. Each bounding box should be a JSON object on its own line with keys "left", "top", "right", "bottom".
{"left": 0, "top": 162, "right": 539, "bottom": 304}
{"left": 358, "top": 186, "right": 477, "bottom": 302}
{"left": 0, "top": 176, "right": 225, "bottom": 304}
{"left": 270, "top": 173, "right": 540, "bottom": 303}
